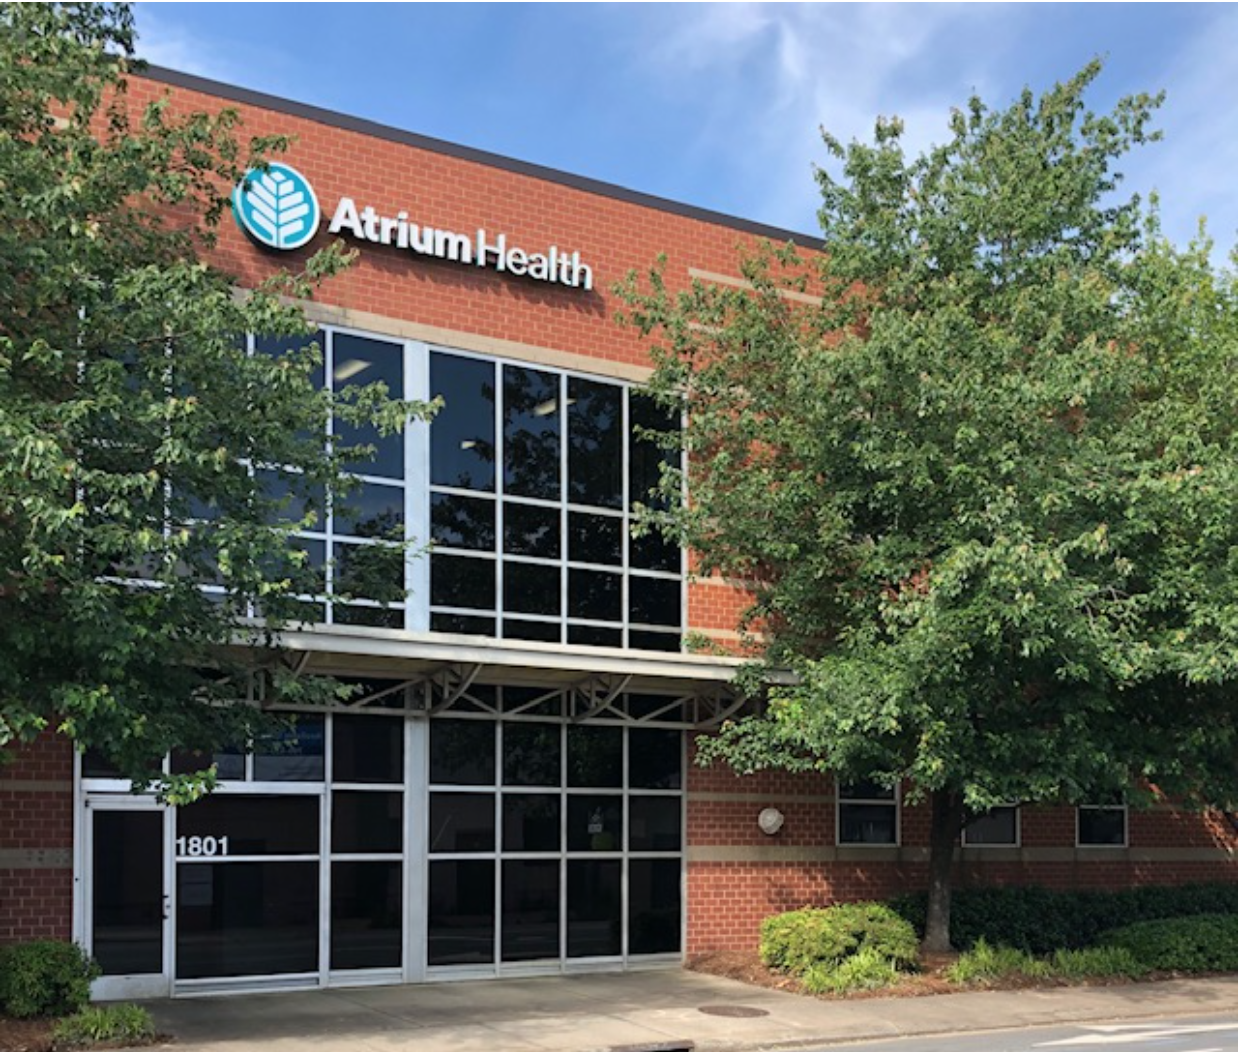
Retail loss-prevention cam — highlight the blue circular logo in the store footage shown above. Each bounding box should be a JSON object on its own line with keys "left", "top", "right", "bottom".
{"left": 232, "top": 162, "right": 320, "bottom": 250}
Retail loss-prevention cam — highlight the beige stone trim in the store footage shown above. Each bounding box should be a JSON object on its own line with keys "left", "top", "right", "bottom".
{"left": 688, "top": 792, "right": 835, "bottom": 805}
{"left": 690, "top": 575, "right": 756, "bottom": 591}
{"left": 0, "top": 848, "right": 71, "bottom": 870}
{"left": 688, "top": 267, "right": 822, "bottom": 307}
{"left": 688, "top": 845, "right": 1236, "bottom": 865}
{"left": 0, "top": 779, "right": 71, "bottom": 793}
{"left": 302, "top": 301, "right": 654, "bottom": 382}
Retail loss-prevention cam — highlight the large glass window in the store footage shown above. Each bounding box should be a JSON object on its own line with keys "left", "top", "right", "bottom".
{"left": 426, "top": 711, "right": 684, "bottom": 970}
{"left": 428, "top": 350, "right": 683, "bottom": 651}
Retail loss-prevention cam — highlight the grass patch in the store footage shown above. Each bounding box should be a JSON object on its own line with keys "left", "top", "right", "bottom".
{"left": 51, "top": 1004, "right": 155, "bottom": 1050}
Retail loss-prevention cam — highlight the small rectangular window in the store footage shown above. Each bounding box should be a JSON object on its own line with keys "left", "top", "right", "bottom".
{"left": 1078, "top": 805, "right": 1127, "bottom": 847}
{"left": 963, "top": 806, "right": 1019, "bottom": 846}
{"left": 837, "top": 779, "right": 898, "bottom": 845}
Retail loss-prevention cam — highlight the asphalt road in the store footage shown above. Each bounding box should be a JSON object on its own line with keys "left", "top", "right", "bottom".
{"left": 808, "top": 1014, "right": 1238, "bottom": 1052}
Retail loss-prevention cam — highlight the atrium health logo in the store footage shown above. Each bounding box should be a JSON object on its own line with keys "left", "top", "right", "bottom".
{"left": 232, "top": 163, "right": 320, "bottom": 250}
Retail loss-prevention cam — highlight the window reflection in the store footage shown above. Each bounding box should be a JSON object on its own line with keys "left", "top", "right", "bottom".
{"left": 568, "top": 378, "right": 622, "bottom": 509}
{"left": 503, "top": 366, "right": 560, "bottom": 501}
{"left": 333, "top": 334, "right": 404, "bottom": 479}
{"left": 431, "top": 354, "right": 496, "bottom": 491}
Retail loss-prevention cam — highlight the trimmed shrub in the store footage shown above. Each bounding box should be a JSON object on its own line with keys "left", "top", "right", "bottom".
{"left": 890, "top": 883, "right": 1236, "bottom": 954}
{"left": 760, "top": 903, "right": 919, "bottom": 976}
{"left": 802, "top": 948, "right": 900, "bottom": 994}
{"left": 0, "top": 941, "right": 100, "bottom": 1019}
{"left": 1100, "top": 914, "right": 1238, "bottom": 973}
{"left": 52, "top": 1004, "right": 155, "bottom": 1050}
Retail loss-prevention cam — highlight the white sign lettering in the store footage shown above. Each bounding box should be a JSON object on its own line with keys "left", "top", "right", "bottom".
{"left": 328, "top": 196, "right": 593, "bottom": 291}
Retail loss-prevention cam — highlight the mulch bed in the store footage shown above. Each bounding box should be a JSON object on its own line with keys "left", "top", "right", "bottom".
{"left": 0, "top": 1018, "right": 54, "bottom": 1052}
{"left": 685, "top": 950, "right": 1220, "bottom": 1000}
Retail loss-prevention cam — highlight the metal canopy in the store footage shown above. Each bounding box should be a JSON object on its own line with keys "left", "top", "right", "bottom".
{"left": 228, "top": 623, "right": 786, "bottom": 728}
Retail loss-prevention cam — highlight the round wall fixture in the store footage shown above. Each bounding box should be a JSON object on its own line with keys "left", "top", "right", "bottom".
{"left": 757, "top": 807, "right": 785, "bottom": 836}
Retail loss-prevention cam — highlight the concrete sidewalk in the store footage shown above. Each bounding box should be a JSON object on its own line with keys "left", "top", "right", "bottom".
{"left": 144, "top": 970, "right": 1238, "bottom": 1052}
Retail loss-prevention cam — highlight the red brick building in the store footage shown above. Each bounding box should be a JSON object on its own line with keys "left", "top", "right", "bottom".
{"left": 1, "top": 67, "right": 1233, "bottom": 999}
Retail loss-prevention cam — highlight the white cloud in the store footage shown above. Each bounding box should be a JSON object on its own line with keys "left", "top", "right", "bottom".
{"left": 133, "top": 7, "right": 237, "bottom": 82}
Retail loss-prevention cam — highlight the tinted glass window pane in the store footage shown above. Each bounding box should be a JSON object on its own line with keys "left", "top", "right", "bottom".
{"left": 178, "top": 795, "right": 319, "bottom": 855}
{"left": 429, "top": 793, "right": 495, "bottom": 853}
{"left": 332, "top": 791, "right": 403, "bottom": 854}
{"left": 567, "top": 860, "right": 620, "bottom": 958}
{"left": 629, "top": 797, "right": 681, "bottom": 852}
{"left": 567, "top": 795, "right": 622, "bottom": 852}
{"left": 431, "top": 555, "right": 495, "bottom": 611}
{"left": 431, "top": 612, "right": 496, "bottom": 637}
{"left": 568, "top": 513, "right": 622, "bottom": 566}
{"left": 500, "top": 686, "right": 562, "bottom": 717}
{"left": 253, "top": 717, "right": 324, "bottom": 781}
{"left": 92, "top": 811, "right": 162, "bottom": 975}
{"left": 334, "top": 542, "right": 404, "bottom": 604}
{"left": 177, "top": 862, "right": 318, "bottom": 979}
{"left": 503, "top": 502, "right": 559, "bottom": 558}
{"left": 335, "top": 481, "right": 403, "bottom": 539}
{"left": 502, "top": 619, "right": 561, "bottom": 643}
{"left": 170, "top": 748, "right": 245, "bottom": 781}
{"left": 568, "top": 569, "right": 621, "bottom": 622}
{"left": 331, "top": 861, "right": 402, "bottom": 970}
{"left": 840, "top": 780, "right": 895, "bottom": 800}
{"left": 290, "top": 537, "right": 326, "bottom": 595}
{"left": 629, "top": 576, "right": 680, "bottom": 627}
{"left": 502, "top": 794, "right": 560, "bottom": 852}
{"left": 503, "top": 723, "right": 561, "bottom": 786}
{"left": 502, "top": 860, "right": 559, "bottom": 962}
{"left": 503, "top": 366, "right": 560, "bottom": 501}
{"left": 255, "top": 469, "right": 325, "bottom": 530}
{"left": 629, "top": 729, "right": 682, "bottom": 790}
{"left": 629, "top": 859, "right": 681, "bottom": 955}
{"left": 333, "top": 604, "right": 404, "bottom": 629}
{"left": 431, "top": 493, "right": 495, "bottom": 551}
{"left": 567, "top": 625, "right": 623, "bottom": 648}
{"left": 430, "top": 721, "right": 495, "bottom": 785}
{"left": 964, "top": 807, "right": 1018, "bottom": 846}
{"left": 430, "top": 353, "right": 496, "bottom": 492}
{"left": 838, "top": 803, "right": 897, "bottom": 845}
{"left": 629, "top": 529, "right": 680, "bottom": 573}
{"left": 333, "top": 716, "right": 403, "bottom": 784}
{"left": 567, "top": 378, "right": 622, "bottom": 509}
{"left": 503, "top": 560, "right": 560, "bottom": 617}
{"left": 625, "top": 695, "right": 686, "bottom": 721}
{"left": 567, "top": 725, "right": 622, "bottom": 788}
{"left": 1079, "top": 808, "right": 1126, "bottom": 846}
{"left": 628, "top": 630, "right": 681, "bottom": 653}
{"left": 428, "top": 860, "right": 495, "bottom": 966}
{"left": 333, "top": 334, "right": 403, "bottom": 479}
{"left": 628, "top": 394, "right": 677, "bottom": 509}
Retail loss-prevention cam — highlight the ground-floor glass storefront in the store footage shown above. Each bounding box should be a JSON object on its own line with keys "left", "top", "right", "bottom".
{"left": 77, "top": 680, "right": 690, "bottom": 998}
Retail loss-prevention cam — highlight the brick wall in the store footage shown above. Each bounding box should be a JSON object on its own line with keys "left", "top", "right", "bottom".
{"left": 684, "top": 750, "right": 1237, "bottom": 954}
{"left": 0, "top": 733, "right": 75, "bottom": 943}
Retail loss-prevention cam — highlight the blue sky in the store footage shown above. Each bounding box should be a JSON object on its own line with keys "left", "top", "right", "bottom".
{"left": 135, "top": 3, "right": 1237, "bottom": 257}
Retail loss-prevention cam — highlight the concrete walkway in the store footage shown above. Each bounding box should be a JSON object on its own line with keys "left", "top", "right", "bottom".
{"left": 144, "top": 971, "right": 1238, "bottom": 1052}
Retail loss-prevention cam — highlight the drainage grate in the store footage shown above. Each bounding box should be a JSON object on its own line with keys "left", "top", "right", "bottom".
{"left": 697, "top": 1005, "right": 770, "bottom": 1018}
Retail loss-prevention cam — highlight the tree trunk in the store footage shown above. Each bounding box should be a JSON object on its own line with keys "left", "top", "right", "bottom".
{"left": 922, "top": 788, "right": 965, "bottom": 955}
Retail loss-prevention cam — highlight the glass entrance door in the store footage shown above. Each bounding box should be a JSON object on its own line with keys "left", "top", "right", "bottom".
{"left": 86, "top": 801, "right": 171, "bottom": 1000}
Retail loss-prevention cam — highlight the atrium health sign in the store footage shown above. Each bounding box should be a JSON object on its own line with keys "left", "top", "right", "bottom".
{"left": 233, "top": 164, "right": 593, "bottom": 292}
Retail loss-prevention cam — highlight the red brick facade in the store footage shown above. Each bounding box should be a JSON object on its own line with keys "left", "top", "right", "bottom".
{"left": 1, "top": 68, "right": 1233, "bottom": 960}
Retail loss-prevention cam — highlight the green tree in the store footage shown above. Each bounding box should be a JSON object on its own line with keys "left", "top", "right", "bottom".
{"left": 0, "top": 4, "right": 432, "bottom": 798}
{"left": 619, "top": 62, "right": 1237, "bottom": 953}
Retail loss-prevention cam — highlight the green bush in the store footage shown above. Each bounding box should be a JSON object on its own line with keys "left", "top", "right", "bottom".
{"left": 760, "top": 903, "right": 919, "bottom": 976}
{"left": 802, "top": 948, "right": 900, "bottom": 994}
{"left": 945, "top": 938, "right": 1050, "bottom": 983}
{"left": 1049, "top": 947, "right": 1149, "bottom": 980}
{"left": 52, "top": 1004, "right": 155, "bottom": 1050}
{"left": 0, "top": 941, "right": 100, "bottom": 1018}
{"left": 1100, "top": 914, "right": 1238, "bottom": 973}
{"left": 890, "top": 883, "right": 1236, "bottom": 954}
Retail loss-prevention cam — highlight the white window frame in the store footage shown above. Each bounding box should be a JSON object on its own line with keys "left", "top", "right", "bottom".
{"left": 1076, "top": 803, "right": 1129, "bottom": 848}
{"left": 835, "top": 777, "right": 900, "bottom": 847}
